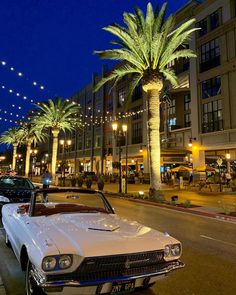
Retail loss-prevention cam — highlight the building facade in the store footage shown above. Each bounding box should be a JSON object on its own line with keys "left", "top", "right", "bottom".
{"left": 58, "top": 0, "right": 236, "bottom": 176}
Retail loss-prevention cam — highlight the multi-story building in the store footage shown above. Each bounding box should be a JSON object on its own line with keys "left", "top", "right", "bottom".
{"left": 61, "top": 0, "right": 236, "bottom": 176}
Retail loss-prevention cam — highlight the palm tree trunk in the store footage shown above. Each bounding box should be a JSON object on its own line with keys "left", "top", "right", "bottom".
{"left": 12, "top": 143, "right": 17, "bottom": 171}
{"left": 146, "top": 89, "right": 161, "bottom": 192}
{"left": 51, "top": 128, "right": 60, "bottom": 182}
{"left": 25, "top": 141, "right": 32, "bottom": 177}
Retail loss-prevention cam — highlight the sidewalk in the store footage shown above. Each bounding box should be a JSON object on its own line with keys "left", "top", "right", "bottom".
{"left": 32, "top": 178, "right": 236, "bottom": 223}
{"left": 0, "top": 276, "right": 6, "bottom": 295}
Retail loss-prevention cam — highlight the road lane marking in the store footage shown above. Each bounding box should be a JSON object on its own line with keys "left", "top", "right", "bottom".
{"left": 200, "top": 235, "right": 236, "bottom": 247}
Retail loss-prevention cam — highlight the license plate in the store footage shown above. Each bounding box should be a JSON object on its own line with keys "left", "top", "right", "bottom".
{"left": 111, "top": 280, "right": 135, "bottom": 294}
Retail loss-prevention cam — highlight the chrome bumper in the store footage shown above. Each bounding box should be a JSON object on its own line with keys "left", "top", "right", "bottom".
{"left": 33, "top": 260, "right": 185, "bottom": 288}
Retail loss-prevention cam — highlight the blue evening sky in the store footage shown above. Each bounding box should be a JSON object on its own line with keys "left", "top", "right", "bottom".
{"left": 0, "top": 0, "right": 189, "bottom": 135}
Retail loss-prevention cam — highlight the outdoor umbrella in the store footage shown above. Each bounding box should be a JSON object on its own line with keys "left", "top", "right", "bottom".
{"left": 171, "top": 165, "right": 193, "bottom": 172}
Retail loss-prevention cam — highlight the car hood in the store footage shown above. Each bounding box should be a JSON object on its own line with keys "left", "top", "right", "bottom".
{"left": 33, "top": 213, "right": 178, "bottom": 257}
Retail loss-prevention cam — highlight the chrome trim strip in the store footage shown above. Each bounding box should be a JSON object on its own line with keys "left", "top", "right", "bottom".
{"left": 36, "top": 260, "right": 185, "bottom": 288}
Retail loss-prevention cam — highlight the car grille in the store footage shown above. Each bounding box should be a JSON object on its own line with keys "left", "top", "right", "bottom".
{"left": 47, "top": 250, "right": 166, "bottom": 283}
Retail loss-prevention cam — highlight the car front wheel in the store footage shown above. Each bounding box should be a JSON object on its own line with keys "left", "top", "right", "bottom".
{"left": 26, "top": 260, "right": 45, "bottom": 295}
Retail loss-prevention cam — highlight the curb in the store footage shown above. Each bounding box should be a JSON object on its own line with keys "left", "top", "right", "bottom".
{"left": 106, "top": 194, "right": 236, "bottom": 223}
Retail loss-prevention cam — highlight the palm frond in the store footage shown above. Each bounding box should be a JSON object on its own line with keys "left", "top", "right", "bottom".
{"left": 95, "top": 2, "right": 197, "bottom": 92}
{"left": 160, "top": 68, "right": 179, "bottom": 88}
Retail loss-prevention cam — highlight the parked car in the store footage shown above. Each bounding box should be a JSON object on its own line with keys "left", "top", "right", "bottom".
{"left": 0, "top": 175, "right": 36, "bottom": 213}
{"left": 2, "top": 188, "right": 184, "bottom": 295}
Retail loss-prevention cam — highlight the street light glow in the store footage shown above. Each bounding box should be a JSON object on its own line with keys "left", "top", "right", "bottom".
{"left": 112, "top": 122, "right": 118, "bottom": 132}
{"left": 122, "top": 124, "right": 127, "bottom": 133}
{"left": 226, "top": 153, "right": 231, "bottom": 160}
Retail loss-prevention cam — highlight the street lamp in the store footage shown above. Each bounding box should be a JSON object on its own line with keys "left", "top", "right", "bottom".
{"left": 216, "top": 157, "right": 223, "bottom": 192}
{"left": 112, "top": 122, "right": 128, "bottom": 193}
{"left": 15, "top": 154, "right": 22, "bottom": 175}
{"left": 226, "top": 152, "right": 231, "bottom": 174}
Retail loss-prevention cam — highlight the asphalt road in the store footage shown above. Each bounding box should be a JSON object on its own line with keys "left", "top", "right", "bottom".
{"left": 0, "top": 197, "right": 236, "bottom": 295}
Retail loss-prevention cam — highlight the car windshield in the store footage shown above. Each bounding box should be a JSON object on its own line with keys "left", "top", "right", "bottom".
{"left": 0, "top": 177, "right": 34, "bottom": 189}
{"left": 31, "top": 190, "right": 113, "bottom": 217}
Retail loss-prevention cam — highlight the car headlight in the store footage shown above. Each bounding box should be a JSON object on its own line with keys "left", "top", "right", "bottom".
{"left": 59, "top": 255, "right": 72, "bottom": 269}
{"left": 164, "top": 244, "right": 181, "bottom": 259}
{"left": 0, "top": 196, "right": 10, "bottom": 203}
{"left": 42, "top": 256, "right": 57, "bottom": 271}
{"left": 164, "top": 245, "right": 171, "bottom": 257}
{"left": 171, "top": 244, "right": 181, "bottom": 256}
{"left": 42, "top": 255, "right": 73, "bottom": 272}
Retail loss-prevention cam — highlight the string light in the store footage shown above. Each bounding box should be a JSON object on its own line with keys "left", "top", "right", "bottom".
{"left": 0, "top": 108, "right": 28, "bottom": 120}
{"left": 0, "top": 83, "right": 36, "bottom": 104}
{"left": 0, "top": 59, "right": 46, "bottom": 92}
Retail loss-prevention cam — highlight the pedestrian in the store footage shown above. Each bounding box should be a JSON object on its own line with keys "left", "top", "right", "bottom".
{"left": 189, "top": 172, "right": 193, "bottom": 184}
{"left": 41, "top": 170, "right": 52, "bottom": 188}
{"left": 139, "top": 171, "right": 144, "bottom": 184}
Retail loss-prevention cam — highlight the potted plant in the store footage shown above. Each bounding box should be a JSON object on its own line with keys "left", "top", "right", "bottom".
{"left": 85, "top": 177, "right": 92, "bottom": 189}
{"left": 97, "top": 175, "right": 104, "bottom": 191}
{"left": 77, "top": 175, "right": 83, "bottom": 187}
{"left": 70, "top": 176, "right": 76, "bottom": 187}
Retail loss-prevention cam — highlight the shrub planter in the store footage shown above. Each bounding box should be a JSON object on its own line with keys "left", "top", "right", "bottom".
{"left": 77, "top": 177, "right": 83, "bottom": 188}
{"left": 97, "top": 176, "right": 104, "bottom": 191}
{"left": 210, "top": 184, "right": 220, "bottom": 192}
{"left": 85, "top": 177, "right": 92, "bottom": 189}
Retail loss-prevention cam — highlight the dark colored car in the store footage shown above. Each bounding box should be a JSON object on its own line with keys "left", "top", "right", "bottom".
{"left": 0, "top": 176, "right": 36, "bottom": 212}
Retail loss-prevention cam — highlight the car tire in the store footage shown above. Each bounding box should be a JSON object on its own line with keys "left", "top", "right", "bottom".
{"left": 26, "top": 260, "right": 45, "bottom": 295}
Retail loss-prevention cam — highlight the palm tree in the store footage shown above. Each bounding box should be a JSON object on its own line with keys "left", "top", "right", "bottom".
{"left": 0, "top": 127, "right": 24, "bottom": 171}
{"left": 94, "top": 2, "right": 197, "bottom": 196}
{"left": 20, "top": 124, "right": 46, "bottom": 177}
{"left": 33, "top": 97, "right": 80, "bottom": 181}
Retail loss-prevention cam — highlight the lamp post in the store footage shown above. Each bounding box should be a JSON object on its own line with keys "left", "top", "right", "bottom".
{"left": 225, "top": 152, "right": 231, "bottom": 173}
{"left": 30, "top": 149, "right": 38, "bottom": 179}
{"left": 216, "top": 157, "right": 223, "bottom": 192}
{"left": 60, "top": 139, "right": 72, "bottom": 185}
{"left": 112, "top": 122, "right": 128, "bottom": 193}
{"left": 15, "top": 154, "right": 22, "bottom": 175}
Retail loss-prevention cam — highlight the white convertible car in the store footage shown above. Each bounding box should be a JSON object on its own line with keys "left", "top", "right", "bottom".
{"left": 2, "top": 188, "right": 184, "bottom": 295}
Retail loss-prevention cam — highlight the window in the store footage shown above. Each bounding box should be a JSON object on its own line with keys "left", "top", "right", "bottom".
{"left": 210, "top": 10, "right": 221, "bottom": 30}
{"left": 202, "top": 99, "right": 223, "bottom": 133}
{"left": 200, "top": 38, "right": 220, "bottom": 72}
{"left": 77, "top": 140, "right": 82, "bottom": 150}
{"left": 118, "top": 88, "right": 125, "bottom": 107}
{"left": 201, "top": 76, "right": 221, "bottom": 99}
{"left": 132, "top": 121, "right": 142, "bottom": 144}
{"left": 184, "top": 94, "right": 191, "bottom": 111}
{"left": 197, "top": 18, "right": 208, "bottom": 37}
{"left": 85, "top": 138, "right": 91, "bottom": 148}
{"left": 106, "top": 97, "right": 113, "bottom": 112}
{"left": 86, "top": 94, "right": 92, "bottom": 105}
{"left": 132, "top": 82, "right": 142, "bottom": 101}
{"left": 169, "top": 118, "right": 176, "bottom": 126}
{"left": 132, "top": 106, "right": 142, "bottom": 120}
{"left": 184, "top": 114, "right": 191, "bottom": 127}
{"left": 168, "top": 99, "right": 176, "bottom": 115}
{"left": 131, "top": 106, "right": 142, "bottom": 144}
{"left": 196, "top": 9, "right": 221, "bottom": 38}
{"left": 95, "top": 135, "right": 101, "bottom": 148}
